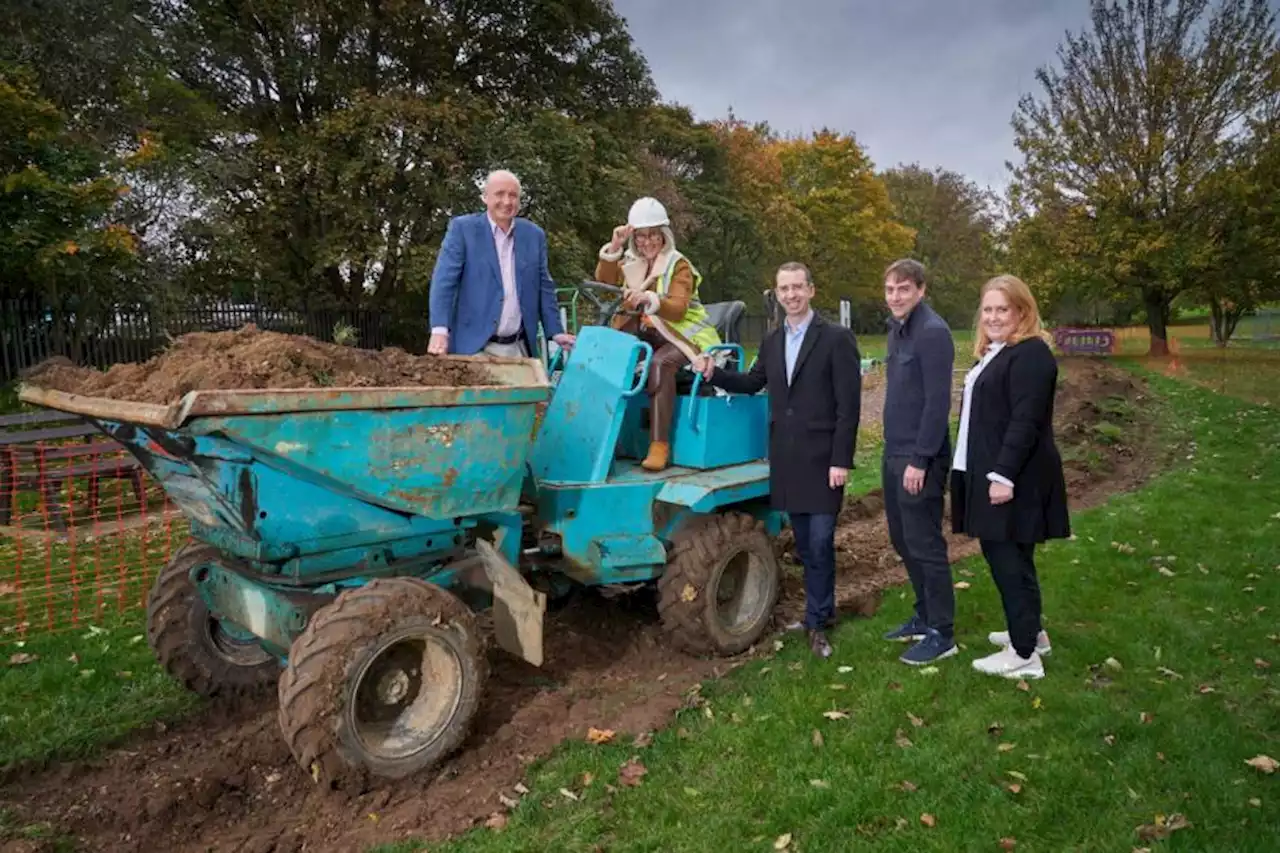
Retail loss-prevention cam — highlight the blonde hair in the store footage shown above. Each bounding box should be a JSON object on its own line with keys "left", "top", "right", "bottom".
{"left": 973, "top": 274, "right": 1051, "bottom": 358}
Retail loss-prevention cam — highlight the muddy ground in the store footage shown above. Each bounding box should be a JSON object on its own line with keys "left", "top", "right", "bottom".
{"left": 20, "top": 326, "right": 494, "bottom": 404}
{"left": 0, "top": 358, "right": 1167, "bottom": 853}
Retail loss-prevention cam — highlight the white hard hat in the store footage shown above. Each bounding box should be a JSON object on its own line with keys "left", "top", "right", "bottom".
{"left": 627, "top": 197, "right": 670, "bottom": 229}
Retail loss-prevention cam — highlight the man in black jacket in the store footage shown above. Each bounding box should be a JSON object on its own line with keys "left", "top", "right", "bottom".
{"left": 695, "top": 262, "right": 862, "bottom": 659}
{"left": 879, "top": 259, "right": 958, "bottom": 666}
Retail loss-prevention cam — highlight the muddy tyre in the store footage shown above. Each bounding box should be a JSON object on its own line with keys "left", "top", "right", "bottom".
{"left": 146, "top": 540, "right": 278, "bottom": 698}
{"left": 658, "top": 512, "right": 781, "bottom": 656}
{"left": 277, "top": 577, "right": 487, "bottom": 790}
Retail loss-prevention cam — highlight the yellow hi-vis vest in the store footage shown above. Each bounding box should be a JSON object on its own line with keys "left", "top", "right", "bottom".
{"left": 656, "top": 251, "right": 721, "bottom": 352}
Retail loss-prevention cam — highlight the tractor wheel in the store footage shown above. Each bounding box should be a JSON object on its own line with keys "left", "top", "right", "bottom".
{"left": 277, "top": 577, "right": 487, "bottom": 790}
{"left": 146, "top": 540, "right": 278, "bottom": 698}
{"left": 657, "top": 512, "right": 781, "bottom": 656}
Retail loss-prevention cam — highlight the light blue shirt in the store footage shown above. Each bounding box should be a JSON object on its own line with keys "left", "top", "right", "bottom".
{"left": 784, "top": 310, "right": 814, "bottom": 385}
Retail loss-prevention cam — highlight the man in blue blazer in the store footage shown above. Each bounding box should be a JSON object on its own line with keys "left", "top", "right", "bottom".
{"left": 428, "top": 169, "right": 576, "bottom": 357}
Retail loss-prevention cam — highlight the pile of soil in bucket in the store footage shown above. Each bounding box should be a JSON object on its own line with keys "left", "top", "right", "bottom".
{"left": 20, "top": 325, "right": 497, "bottom": 404}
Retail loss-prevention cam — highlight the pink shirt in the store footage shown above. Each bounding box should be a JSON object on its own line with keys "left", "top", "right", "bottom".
{"left": 490, "top": 215, "right": 521, "bottom": 337}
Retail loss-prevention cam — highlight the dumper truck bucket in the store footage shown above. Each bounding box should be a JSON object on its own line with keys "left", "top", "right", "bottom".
{"left": 17, "top": 355, "right": 551, "bottom": 548}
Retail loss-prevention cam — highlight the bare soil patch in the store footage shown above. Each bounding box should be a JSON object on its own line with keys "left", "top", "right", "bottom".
{"left": 0, "top": 358, "right": 1165, "bottom": 853}
{"left": 20, "top": 325, "right": 494, "bottom": 405}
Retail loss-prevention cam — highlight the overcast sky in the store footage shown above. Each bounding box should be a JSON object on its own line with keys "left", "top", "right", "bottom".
{"left": 611, "top": 0, "right": 1095, "bottom": 193}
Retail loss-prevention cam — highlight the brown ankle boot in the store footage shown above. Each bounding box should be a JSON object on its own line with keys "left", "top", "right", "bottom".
{"left": 641, "top": 441, "right": 670, "bottom": 471}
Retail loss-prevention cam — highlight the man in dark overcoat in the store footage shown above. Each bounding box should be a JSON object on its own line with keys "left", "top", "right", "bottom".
{"left": 695, "top": 261, "right": 862, "bottom": 658}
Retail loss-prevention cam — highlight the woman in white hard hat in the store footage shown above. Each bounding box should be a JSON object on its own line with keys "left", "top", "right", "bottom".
{"left": 595, "top": 197, "right": 722, "bottom": 471}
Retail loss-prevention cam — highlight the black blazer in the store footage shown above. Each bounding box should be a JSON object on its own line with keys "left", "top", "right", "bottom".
{"left": 710, "top": 312, "right": 862, "bottom": 516}
{"left": 950, "top": 336, "right": 1070, "bottom": 544}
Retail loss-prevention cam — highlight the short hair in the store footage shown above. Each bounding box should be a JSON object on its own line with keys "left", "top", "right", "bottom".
{"left": 776, "top": 261, "right": 813, "bottom": 285}
{"left": 884, "top": 258, "right": 926, "bottom": 288}
{"left": 481, "top": 169, "right": 522, "bottom": 196}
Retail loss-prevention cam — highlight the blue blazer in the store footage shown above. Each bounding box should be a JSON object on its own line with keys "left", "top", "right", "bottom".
{"left": 428, "top": 212, "right": 565, "bottom": 355}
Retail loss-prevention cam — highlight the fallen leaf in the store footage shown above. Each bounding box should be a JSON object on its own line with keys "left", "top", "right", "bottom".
{"left": 895, "top": 729, "right": 914, "bottom": 748}
{"left": 1104, "top": 657, "right": 1124, "bottom": 672}
{"left": 810, "top": 779, "right": 830, "bottom": 789}
{"left": 1007, "top": 771, "right": 1028, "bottom": 781}
{"left": 822, "top": 710, "right": 849, "bottom": 720}
{"left": 920, "top": 813, "right": 937, "bottom": 828}
{"left": 828, "top": 683, "right": 848, "bottom": 691}
{"left": 1135, "top": 812, "right": 1192, "bottom": 841}
{"left": 1245, "top": 755, "right": 1278, "bottom": 774}
{"left": 680, "top": 583, "right": 697, "bottom": 602}
{"left": 1158, "top": 566, "right": 1176, "bottom": 577}
{"left": 1249, "top": 798, "right": 1261, "bottom": 808}
{"left": 773, "top": 639, "right": 785, "bottom": 651}
{"left": 917, "top": 666, "right": 940, "bottom": 676}
{"left": 907, "top": 712, "right": 925, "bottom": 728}
{"left": 7, "top": 653, "right": 38, "bottom": 666}
{"left": 998, "top": 743, "right": 1017, "bottom": 753}
{"left": 954, "top": 581, "right": 971, "bottom": 590}
{"left": 618, "top": 758, "right": 647, "bottom": 787}
{"left": 899, "top": 780, "right": 918, "bottom": 792}
{"left": 1031, "top": 697, "right": 1043, "bottom": 710}
{"left": 774, "top": 833, "right": 792, "bottom": 850}
{"left": 1255, "top": 658, "right": 1272, "bottom": 670}
{"left": 999, "top": 838, "right": 1017, "bottom": 851}
{"left": 485, "top": 812, "right": 508, "bottom": 830}
{"left": 581, "top": 772, "right": 595, "bottom": 787}
{"left": 888, "top": 681, "right": 903, "bottom": 691}
{"left": 67, "top": 653, "right": 79, "bottom": 665}
{"left": 1006, "top": 783, "right": 1023, "bottom": 795}
{"left": 811, "top": 729, "right": 824, "bottom": 748}
{"left": 514, "top": 782, "right": 530, "bottom": 795}
{"left": 1104, "top": 734, "right": 1117, "bottom": 746}
{"left": 0, "top": 581, "right": 17, "bottom": 596}
{"left": 988, "top": 722, "right": 1004, "bottom": 736}
{"left": 498, "top": 793, "right": 519, "bottom": 809}
{"left": 837, "top": 665, "right": 853, "bottom": 674}
{"left": 632, "top": 732, "right": 653, "bottom": 748}
{"left": 1140, "top": 712, "right": 1154, "bottom": 724}
{"left": 1157, "top": 667, "right": 1182, "bottom": 680}
{"left": 586, "top": 727, "right": 615, "bottom": 745}
{"left": 1198, "top": 684, "right": 1216, "bottom": 694}
{"left": 1016, "top": 680, "right": 1030, "bottom": 692}
{"left": 1157, "top": 752, "right": 1166, "bottom": 762}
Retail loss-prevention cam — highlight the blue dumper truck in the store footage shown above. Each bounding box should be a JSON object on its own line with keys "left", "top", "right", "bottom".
{"left": 18, "top": 292, "right": 789, "bottom": 789}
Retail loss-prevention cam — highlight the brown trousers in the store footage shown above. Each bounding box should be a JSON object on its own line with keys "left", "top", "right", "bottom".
{"left": 620, "top": 320, "right": 689, "bottom": 444}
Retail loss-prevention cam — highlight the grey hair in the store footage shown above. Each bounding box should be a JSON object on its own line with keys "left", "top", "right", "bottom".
{"left": 481, "top": 169, "right": 522, "bottom": 197}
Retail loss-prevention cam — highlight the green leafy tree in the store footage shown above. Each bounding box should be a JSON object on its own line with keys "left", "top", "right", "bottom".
{"left": 1008, "top": 0, "right": 1279, "bottom": 354}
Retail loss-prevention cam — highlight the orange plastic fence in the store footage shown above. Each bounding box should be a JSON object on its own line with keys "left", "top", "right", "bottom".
{"left": 0, "top": 441, "right": 184, "bottom": 642}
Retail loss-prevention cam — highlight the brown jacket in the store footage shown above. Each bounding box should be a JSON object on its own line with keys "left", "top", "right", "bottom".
{"left": 594, "top": 253, "right": 695, "bottom": 331}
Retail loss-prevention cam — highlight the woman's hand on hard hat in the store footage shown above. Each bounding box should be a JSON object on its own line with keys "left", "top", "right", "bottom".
{"left": 609, "top": 224, "right": 633, "bottom": 252}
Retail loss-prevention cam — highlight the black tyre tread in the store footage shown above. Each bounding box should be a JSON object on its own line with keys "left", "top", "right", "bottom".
{"left": 277, "top": 577, "right": 487, "bottom": 790}
{"left": 145, "top": 539, "right": 276, "bottom": 698}
{"left": 657, "top": 512, "right": 781, "bottom": 656}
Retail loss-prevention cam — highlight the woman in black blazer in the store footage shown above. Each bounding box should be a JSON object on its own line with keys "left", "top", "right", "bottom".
{"left": 951, "top": 274, "right": 1070, "bottom": 680}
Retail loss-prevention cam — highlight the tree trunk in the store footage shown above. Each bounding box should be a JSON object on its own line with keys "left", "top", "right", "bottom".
{"left": 1208, "top": 297, "right": 1247, "bottom": 348}
{"left": 1143, "top": 288, "right": 1170, "bottom": 356}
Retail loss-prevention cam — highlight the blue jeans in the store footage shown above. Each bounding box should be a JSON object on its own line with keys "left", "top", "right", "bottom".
{"left": 791, "top": 512, "right": 837, "bottom": 630}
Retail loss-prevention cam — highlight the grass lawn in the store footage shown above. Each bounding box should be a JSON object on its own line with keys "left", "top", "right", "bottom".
{"left": 379, "top": 368, "right": 1279, "bottom": 853}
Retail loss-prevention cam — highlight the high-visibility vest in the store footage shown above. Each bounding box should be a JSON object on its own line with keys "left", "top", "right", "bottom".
{"left": 656, "top": 251, "right": 720, "bottom": 352}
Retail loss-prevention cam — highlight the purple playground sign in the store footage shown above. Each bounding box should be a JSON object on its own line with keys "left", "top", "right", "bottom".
{"left": 1053, "top": 327, "right": 1115, "bottom": 355}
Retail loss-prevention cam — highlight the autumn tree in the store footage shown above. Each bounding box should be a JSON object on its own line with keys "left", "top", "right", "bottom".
{"left": 882, "top": 164, "right": 1000, "bottom": 327}
{"left": 1008, "top": 0, "right": 1279, "bottom": 354}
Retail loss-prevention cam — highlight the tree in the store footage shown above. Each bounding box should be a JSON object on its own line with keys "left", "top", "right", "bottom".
{"left": 154, "top": 0, "right": 658, "bottom": 309}
{"left": 1009, "top": 0, "right": 1279, "bottom": 354}
{"left": 882, "top": 164, "right": 1000, "bottom": 327}
{"left": 774, "top": 131, "right": 915, "bottom": 313}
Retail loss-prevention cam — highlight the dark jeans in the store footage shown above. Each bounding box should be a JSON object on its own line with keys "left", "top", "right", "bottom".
{"left": 980, "top": 539, "right": 1043, "bottom": 657}
{"left": 791, "top": 512, "right": 837, "bottom": 631}
{"left": 882, "top": 454, "right": 954, "bottom": 640}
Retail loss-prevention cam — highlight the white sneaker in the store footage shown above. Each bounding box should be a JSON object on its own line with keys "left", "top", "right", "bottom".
{"left": 988, "top": 630, "right": 1051, "bottom": 656}
{"left": 973, "top": 646, "right": 1045, "bottom": 680}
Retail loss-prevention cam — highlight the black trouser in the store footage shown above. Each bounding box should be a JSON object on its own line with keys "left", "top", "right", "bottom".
{"left": 980, "top": 539, "right": 1043, "bottom": 658}
{"left": 791, "top": 513, "right": 837, "bottom": 631}
{"left": 882, "top": 454, "right": 954, "bottom": 640}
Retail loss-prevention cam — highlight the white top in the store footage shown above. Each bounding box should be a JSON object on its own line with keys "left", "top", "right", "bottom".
{"left": 953, "top": 342, "right": 1014, "bottom": 490}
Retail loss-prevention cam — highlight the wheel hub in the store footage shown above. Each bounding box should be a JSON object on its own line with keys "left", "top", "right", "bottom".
{"left": 714, "top": 549, "right": 770, "bottom": 636}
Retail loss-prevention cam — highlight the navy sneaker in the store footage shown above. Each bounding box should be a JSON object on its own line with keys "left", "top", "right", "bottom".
{"left": 882, "top": 614, "right": 928, "bottom": 643}
{"left": 899, "top": 628, "right": 958, "bottom": 666}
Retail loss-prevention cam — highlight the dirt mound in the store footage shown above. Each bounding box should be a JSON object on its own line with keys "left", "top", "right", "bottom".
{"left": 0, "top": 359, "right": 1165, "bottom": 853}
{"left": 21, "top": 325, "right": 496, "bottom": 404}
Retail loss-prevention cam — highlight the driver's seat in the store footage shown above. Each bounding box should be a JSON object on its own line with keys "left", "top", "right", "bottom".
{"left": 674, "top": 299, "right": 746, "bottom": 396}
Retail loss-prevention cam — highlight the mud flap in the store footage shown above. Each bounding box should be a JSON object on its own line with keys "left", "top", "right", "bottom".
{"left": 474, "top": 539, "right": 547, "bottom": 667}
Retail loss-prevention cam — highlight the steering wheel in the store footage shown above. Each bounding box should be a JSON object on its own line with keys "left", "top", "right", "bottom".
{"left": 575, "top": 279, "right": 642, "bottom": 327}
